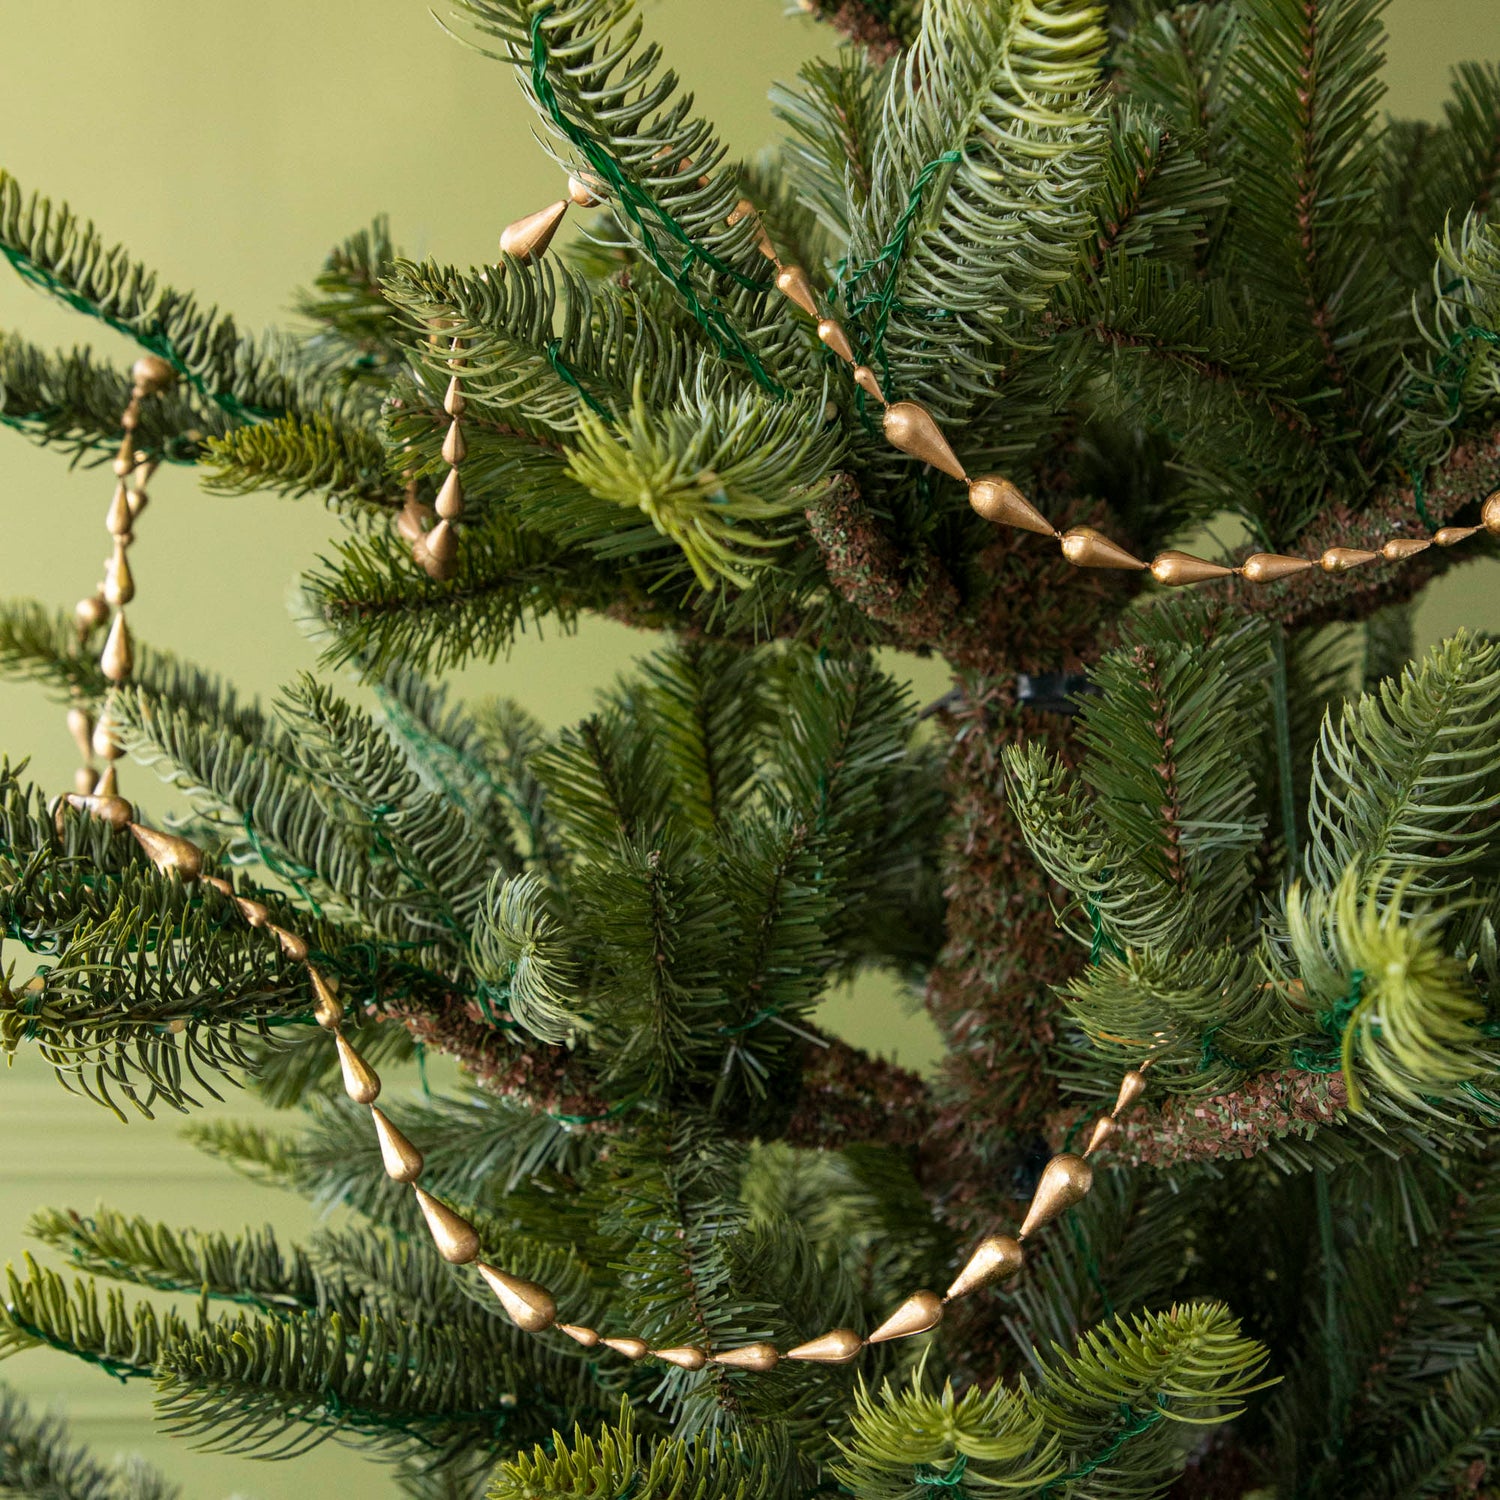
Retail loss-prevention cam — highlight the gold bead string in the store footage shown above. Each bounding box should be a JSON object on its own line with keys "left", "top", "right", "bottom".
{"left": 63, "top": 356, "right": 176, "bottom": 801}
{"left": 57, "top": 790, "right": 1153, "bottom": 1371}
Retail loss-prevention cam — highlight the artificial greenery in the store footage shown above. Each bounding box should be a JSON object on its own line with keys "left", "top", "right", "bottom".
{"left": 2, "top": 0, "right": 1500, "bottom": 1495}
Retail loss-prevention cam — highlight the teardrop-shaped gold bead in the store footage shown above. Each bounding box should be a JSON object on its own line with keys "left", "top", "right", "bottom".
{"left": 72, "top": 766, "right": 98, "bottom": 796}
{"left": 1483, "top": 490, "right": 1500, "bottom": 534}
{"left": 944, "top": 1234, "right": 1024, "bottom": 1301}
{"left": 883, "top": 401, "right": 967, "bottom": 481}
{"left": 1319, "top": 546, "right": 1379, "bottom": 573}
{"left": 1149, "top": 550, "right": 1234, "bottom": 586}
{"left": 126, "top": 484, "right": 150, "bottom": 521}
{"left": 1435, "top": 524, "right": 1479, "bottom": 546}
{"left": 100, "top": 613, "right": 133, "bottom": 683}
{"left": 1018, "top": 1153, "right": 1094, "bottom": 1239}
{"left": 106, "top": 484, "right": 134, "bottom": 537}
{"left": 1240, "top": 552, "right": 1315, "bottom": 582}
{"left": 75, "top": 595, "right": 108, "bottom": 631}
{"left": 93, "top": 764, "right": 118, "bottom": 798}
{"left": 66, "top": 793, "right": 133, "bottom": 829}
{"left": 726, "top": 196, "right": 755, "bottom": 227}
{"left": 128, "top": 824, "right": 203, "bottom": 881}
{"left": 414, "top": 1187, "right": 480, "bottom": 1264}
{"left": 104, "top": 544, "right": 134, "bottom": 607}
{"left": 602, "top": 1337, "right": 650, "bottom": 1360}
{"left": 868, "top": 1290, "right": 943, "bottom": 1343}
{"left": 440, "top": 419, "right": 467, "bottom": 469}
{"left": 310, "top": 968, "right": 344, "bottom": 1030}
{"left": 238, "top": 896, "right": 270, "bottom": 926}
{"left": 131, "top": 354, "right": 176, "bottom": 394}
{"left": 67, "top": 707, "right": 93, "bottom": 760}
{"left": 111, "top": 438, "right": 138, "bottom": 478}
{"left": 775, "top": 265, "right": 819, "bottom": 319}
{"left": 968, "top": 475, "right": 1054, "bottom": 536}
{"left": 816, "top": 318, "right": 855, "bottom": 363}
{"left": 852, "top": 365, "right": 886, "bottom": 406}
{"left": 477, "top": 1262, "right": 557, "bottom": 1331}
{"left": 271, "top": 925, "right": 309, "bottom": 961}
{"left": 568, "top": 174, "right": 602, "bottom": 208}
{"left": 785, "top": 1327, "right": 864, "bottom": 1363}
{"left": 443, "top": 375, "right": 466, "bottom": 418}
{"left": 1059, "top": 527, "right": 1147, "bottom": 571}
{"left": 435, "top": 470, "right": 464, "bottom": 522}
{"left": 202, "top": 875, "right": 234, "bottom": 897}
{"left": 1086, "top": 1115, "right": 1118, "bottom": 1155}
{"left": 1381, "top": 537, "right": 1429, "bottom": 561}
{"left": 1113, "top": 1069, "right": 1148, "bottom": 1115}
{"left": 370, "top": 1105, "right": 424, "bottom": 1183}
{"left": 500, "top": 199, "right": 569, "bottom": 262}
{"left": 654, "top": 1345, "right": 706, "bottom": 1370}
{"left": 335, "top": 1033, "right": 381, "bottom": 1105}
{"left": 425, "top": 519, "right": 458, "bottom": 566}
{"left": 559, "top": 1323, "right": 600, "bottom": 1347}
{"left": 396, "top": 501, "right": 433, "bottom": 546}
{"left": 91, "top": 712, "right": 122, "bottom": 760}
{"left": 711, "top": 1342, "right": 780, "bottom": 1371}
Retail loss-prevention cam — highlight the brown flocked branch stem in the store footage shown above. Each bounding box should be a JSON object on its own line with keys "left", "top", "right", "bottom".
{"left": 1045, "top": 1069, "right": 1350, "bottom": 1169}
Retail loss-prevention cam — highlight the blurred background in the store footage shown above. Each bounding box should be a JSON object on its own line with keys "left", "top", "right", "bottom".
{"left": 1, "top": 1, "right": 1498, "bottom": 1492}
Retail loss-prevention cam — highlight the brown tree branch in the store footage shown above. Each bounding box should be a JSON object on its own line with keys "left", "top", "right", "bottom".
{"left": 795, "top": 0, "right": 907, "bottom": 64}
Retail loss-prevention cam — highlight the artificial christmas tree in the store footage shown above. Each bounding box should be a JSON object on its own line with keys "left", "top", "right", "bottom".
{"left": 2, "top": 0, "right": 1500, "bottom": 1494}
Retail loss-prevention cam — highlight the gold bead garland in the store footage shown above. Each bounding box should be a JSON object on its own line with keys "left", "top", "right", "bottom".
{"left": 62, "top": 355, "right": 175, "bottom": 800}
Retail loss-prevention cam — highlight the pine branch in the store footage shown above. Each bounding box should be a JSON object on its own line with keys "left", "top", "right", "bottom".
{"left": 793, "top": 0, "right": 916, "bottom": 64}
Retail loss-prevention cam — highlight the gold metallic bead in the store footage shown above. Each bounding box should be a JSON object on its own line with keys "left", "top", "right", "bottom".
{"left": 1085, "top": 1115, "right": 1118, "bottom": 1155}
{"left": 500, "top": 199, "right": 569, "bottom": 263}
{"left": 883, "top": 401, "right": 967, "bottom": 482}
{"left": 66, "top": 707, "right": 93, "bottom": 761}
{"left": 1149, "top": 550, "right": 1235, "bottom": 586}
{"left": 1114, "top": 1069, "right": 1148, "bottom": 1115}
{"left": 711, "top": 1342, "right": 780, "bottom": 1371}
{"left": 1059, "top": 526, "right": 1147, "bottom": 571}
{"left": 270, "top": 925, "right": 309, "bottom": 961}
{"left": 310, "top": 968, "right": 344, "bottom": 1030}
{"left": 945, "top": 1234, "right": 1024, "bottom": 1301}
{"left": 131, "top": 354, "right": 176, "bottom": 394}
{"left": 120, "top": 400, "right": 140, "bottom": 432}
{"left": 126, "top": 484, "right": 150, "bottom": 521}
{"left": 1240, "top": 552, "right": 1315, "bottom": 581}
{"left": 653, "top": 1345, "right": 707, "bottom": 1370}
{"left": 66, "top": 793, "right": 132, "bottom": 830}
{"left": 1018, "top": 1153, "right": 1094, "bottom": 1240}
{"left": 852, "top": 365, "right": 886, "bottom": 406}
{"left": 816, "top": 318, "right": 855, "bottom": 363}
{"left": 103, "top": 543, "right": 134, "bottom": 607}
{"left": 602, "top": 1337, "right": 650, "bottom": 1360}
{"left": 435, "top": 469, "right": 464, "bottom": 522}
{"left": 1319, "top": 546, "right": 1380, "bottom": 573}
{"left": 91, "top": 712, "right": 121, "bottom": 761}
{"left": 335, "top": 1033, "right": 381, "bottom": 1105}
{"left": 414, "top": 1187, "right": 480, "bottom": 1264}
{"left": 968, "top": 475, "right": 1054, "bottom": 536}
{"left": 477, "top": 1262, "right": 557, "bottom": 1331}
{"left": 567, "top": 174, "right": 602, "bottom": 207}
{"left": 443, "top": 375, "right": 466, "bottom": 418}
{"left": 93, "top": 764, "right": 118, "bottom": 798}
{"left": 100, "top": 613, "right": 133, "bottom": 683}
{"left": 370, "top": 1105, "right": 424, "bottom": 1183}
{"left": 106, "top": 484, "right": 134, "bottom": 538}
{"left": 559, "top": 1323, "right": 600, "bottom": 1347}
{"left": 396, "top": 500, "right": 433, "bottom": 546}
{"left": 1382, "top": 537, "right": 1430, "bottom": 561}
{"left": 237, "top": 896, "right": 270, "bottom": 927}
{"left": 72, "top": 766, "right": 98, "bottom": 796}
{"left": 868, "top": 1290, "right": 943, "bottom": 1343}
{"left": 111, "top": 437, "right": 140, "bottom": 478}
{"left": 202, "top": 875, "right": 234, "bottom": 897}
{"left": 441, "top": 419, "right": 467, "bottom": 469}
{"left": 75, "top": 595, "right": 109, "bottom": 632}
{"left": 726, "top": 196, "right": 755, "bottom": 227}
{"left": 1435, "top": 524, "right": 1480, "bottom": 546}
{"left": 785, "top": 1327, "right": 864, "bottom": 1363}
{"left": 775, "top": 265, "right": 819, "bottom": 319}
{"left": 128, "top": 823, "right": 203, "bottom": 881}
{"left": 425, "top": 519, "right": 458, "bottom": 566}
{"left": 1483, "top": 490, "right": 1500, "bottom": 535}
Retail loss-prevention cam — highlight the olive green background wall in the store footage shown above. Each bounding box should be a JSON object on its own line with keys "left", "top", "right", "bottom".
{"left": 2, "top": 2, "right": 1499, "bottom": 1493}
